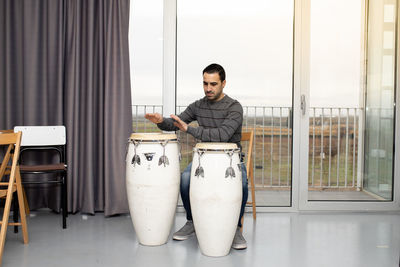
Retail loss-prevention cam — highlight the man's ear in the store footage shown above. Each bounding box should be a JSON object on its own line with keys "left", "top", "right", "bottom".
{"left": 222, "top": 80, "right": 226, "bottom": 88}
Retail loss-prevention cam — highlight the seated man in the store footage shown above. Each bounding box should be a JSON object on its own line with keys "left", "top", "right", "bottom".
{"left": 145, "top": 63, "right": 248, "bottom": 249}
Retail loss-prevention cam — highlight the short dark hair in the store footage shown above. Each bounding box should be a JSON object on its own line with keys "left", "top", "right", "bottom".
{"left": 203, "top": 63, "right": 226, "bottom": 82}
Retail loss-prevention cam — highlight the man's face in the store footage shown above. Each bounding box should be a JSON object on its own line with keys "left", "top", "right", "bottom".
{"left": 203, "top": 72, "right": 226, "bottom": 101}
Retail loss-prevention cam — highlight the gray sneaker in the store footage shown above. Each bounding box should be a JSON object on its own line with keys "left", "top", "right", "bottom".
{"left": 172, "top": 221, "right": 195, "bottom": 241}
{"left": 232, "top": 227, "right": 247, "bottom": 249}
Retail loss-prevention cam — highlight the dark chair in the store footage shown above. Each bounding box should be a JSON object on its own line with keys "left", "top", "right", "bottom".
{"left": 14, "top": 126, "right": 67, "bottom": 229}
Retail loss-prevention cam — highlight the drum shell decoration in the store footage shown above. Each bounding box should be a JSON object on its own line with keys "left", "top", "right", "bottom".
{"left": 126, "top": 133, "right": 180, "bottom": 246}
{"left": 190, "top": 143, "right": 242, "bottom": 257}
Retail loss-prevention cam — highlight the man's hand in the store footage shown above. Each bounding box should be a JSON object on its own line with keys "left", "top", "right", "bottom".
{"left": 171, "top": 114, "right": 188, "bottom": 132}
{"left": 144, "top": 113, "right": 163, "bottom": 124}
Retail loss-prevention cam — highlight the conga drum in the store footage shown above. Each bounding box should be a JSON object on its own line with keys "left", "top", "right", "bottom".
{"left": 126, "top": 133, "right": 180, "bottom": 246}
{"left": 190, "top": 143, "right": 242, "bottom": 257}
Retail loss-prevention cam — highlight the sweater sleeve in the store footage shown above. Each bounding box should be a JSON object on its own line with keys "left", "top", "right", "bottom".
{"left": 156, "top": 118, "right": 178, "bottom": 131}
{"left": 156, "top": 102, "right": 197, "bottom": 131}
{"left": 186, "top": 101, "right": 243, "bottom": 142}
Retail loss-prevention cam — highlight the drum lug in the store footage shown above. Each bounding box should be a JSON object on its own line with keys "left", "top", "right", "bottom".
{"left": 194, "top": 150, "right": 205, "bottom": 178}
{"left": 159, "top": 140, "right": 170, "bottom": 167}
{"left": 195, "top": 166, "right": 204, "bottom": 178}
{"left": 225, "top": 167, "right": 235, "bottom": 178}
{"left": 224, "top": 150, "right": 236, "bottom": 178}
{"left": 131, "top": 154, "right": 141, "bottom": 166}
{"left": 131, "top": 141, "right": 141, "bottom": 166}
{"left": 158, "top": 155, "right": 170, "bottom": 166}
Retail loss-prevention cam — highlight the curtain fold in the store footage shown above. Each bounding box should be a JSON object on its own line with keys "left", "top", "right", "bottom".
{"left": 64, "top": 0, "right": 132, "bottom": 215}
{"left": 0, "top": 0, "right": 132, "bottom": 216}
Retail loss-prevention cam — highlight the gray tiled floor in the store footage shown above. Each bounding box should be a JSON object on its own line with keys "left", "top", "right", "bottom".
{"left": 3, "top": 210, "right": 400, "bottom": 267}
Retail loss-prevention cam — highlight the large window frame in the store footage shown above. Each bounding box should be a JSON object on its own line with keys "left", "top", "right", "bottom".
{"left": 160, "top": 0, "right": 400, "bottom": 211}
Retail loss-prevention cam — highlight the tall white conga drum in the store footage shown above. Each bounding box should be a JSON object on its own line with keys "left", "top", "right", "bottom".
{"left": 190, "top": 143, "right": 242, "bottom": 257}
{"left": 126, "top": 133, "right": 180, "bottom": 246}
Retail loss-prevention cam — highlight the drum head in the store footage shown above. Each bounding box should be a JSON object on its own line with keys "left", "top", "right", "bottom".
{"left": 129, "top": 132, "right": 177, "bottom": 141}
{"left": 195, "top": 142, "right": 237, "bottom": 150}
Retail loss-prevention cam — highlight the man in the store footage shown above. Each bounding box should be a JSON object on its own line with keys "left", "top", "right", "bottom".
{"left": 145, "top": 63, "right": 248, "bottom": 249}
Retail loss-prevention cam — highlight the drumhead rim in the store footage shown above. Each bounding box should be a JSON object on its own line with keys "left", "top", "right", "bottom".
{"left": 129, "top": 132, "right": 177, "bottom": 141}
{"left": 194, "top": 142, "right": 238, "bottom": 150}
{"left": 193, "top": 147, "right": 241, "bottom": 153}
{"left": 128, "top": 139, "right": 178, "bottom": 143}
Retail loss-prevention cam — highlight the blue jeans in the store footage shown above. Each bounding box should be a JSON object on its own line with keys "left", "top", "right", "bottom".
{"left": 180, "top": 162, "right": 249, "bottom": 227}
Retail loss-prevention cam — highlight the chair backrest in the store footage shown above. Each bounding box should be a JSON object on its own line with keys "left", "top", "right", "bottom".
{"left": 0, "top": 132, "right": 22, "bottom": 181}
{"left": 14, "top": 126, "right": 66, "bottom": 146}
{"left": 0, "top": 130, "right": 14, "bottom": 134}
{"left": 241, "top": 130, "right": 254, "bottom": 172}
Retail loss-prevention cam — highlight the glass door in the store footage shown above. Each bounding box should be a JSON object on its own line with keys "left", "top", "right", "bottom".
{"left": 364, "top": 0, "right": 397, "bottom": 201}
{"left": 299, "top": 0, "right": 399, "bottom": 210}
{"left": 307, "top": 0, "right": 365, "bottom": 201}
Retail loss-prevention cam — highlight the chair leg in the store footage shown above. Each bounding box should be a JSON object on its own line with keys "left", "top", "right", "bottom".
{"left": 0, "top": 178, "right": 16, "bottom": 263}
{"left": 13, "top": 192, "right": 19, "bottom": 233}
{"left": 15, "top": 167, "right": 28, "bottom": 244}
{"left": 62, "top": 173, "right": 67, "bottom": 229}
{"left": 22, "top": 187, "right": 30, "bottom": 216}
{"left": 250, "top": 166, "right": 256, "bottom": 220}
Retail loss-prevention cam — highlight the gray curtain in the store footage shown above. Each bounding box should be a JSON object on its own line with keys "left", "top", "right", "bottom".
{"left": 0, "top": 0, "right": 132, "bottom": 216}
{"left": 0, "top": 0, "right": 65, "bottom": 211}
{"left": 0, "top": 0, "right": 64, "bottom": 126}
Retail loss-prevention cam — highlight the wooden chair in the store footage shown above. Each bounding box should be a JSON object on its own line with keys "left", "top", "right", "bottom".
{"left": 0, "top": 131, "right": 28, "bottom": 264}
{"left": 0, "top": 129, "right": 28, "bottom": 223}
{"left": 0, "top": 129, "right": 30, "bottom": 234}
{"left": 240, "top": 130, "right": 256, "bottom": 229}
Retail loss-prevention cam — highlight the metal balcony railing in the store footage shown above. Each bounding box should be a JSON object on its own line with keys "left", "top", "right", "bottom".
{"left": 131, "top": 105, "right": 362, "bottom": 190}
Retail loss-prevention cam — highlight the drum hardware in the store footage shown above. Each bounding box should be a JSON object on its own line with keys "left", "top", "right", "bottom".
{"left": 225, "top": 150, "right": 235, "bottom": 178}
{"left": 131, "top": 141, "right": 141, "bottom": 166}
{"left": 237, "top": 163, "right": 242, "bottom": 172}
{"left": 178, "top": 142, "right": 182, "bottom": 161}
{"left": 144, "top": 153, "right": 155, "bottom": 161}
{"left": 194, "top": 150, "right": 205, "bottom": 178}
{"left": 124, "top": 138, "right": 130, "bottom": 161}
{"left": 158, "top": 140, "right": 170, "bottom": 167}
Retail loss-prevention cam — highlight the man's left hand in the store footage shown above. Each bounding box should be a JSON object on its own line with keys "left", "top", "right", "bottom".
{"left": 171, "top": 114, "right": 188, "bottom": 132}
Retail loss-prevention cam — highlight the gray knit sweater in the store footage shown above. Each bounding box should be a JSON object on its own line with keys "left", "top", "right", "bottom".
{"left": 157, "top": 95, "right": 243, "bottom": 148}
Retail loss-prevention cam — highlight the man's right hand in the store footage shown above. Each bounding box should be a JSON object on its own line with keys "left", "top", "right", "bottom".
{"left": 144, "top": 113, "right": 163, "bottom": 124}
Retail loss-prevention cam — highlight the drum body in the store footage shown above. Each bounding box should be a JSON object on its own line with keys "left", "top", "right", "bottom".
{"left": 126, "top": 133, "right": 180, "bottom": 246}
{"left": 190, "top": 143, "right": 242, "bottom": 257}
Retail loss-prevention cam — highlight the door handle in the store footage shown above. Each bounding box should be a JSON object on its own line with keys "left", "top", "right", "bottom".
{"left": 301, "top": 94, "right": 306, "bottom": 115}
